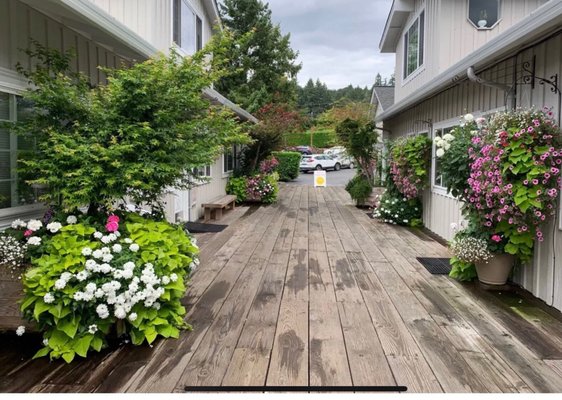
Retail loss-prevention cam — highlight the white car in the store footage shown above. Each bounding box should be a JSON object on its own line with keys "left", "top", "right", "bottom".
{"left": 332, "top": 154, "right": 355, "bottom": 169}
{"left": 300, "top": 154, "right": 341, "bottom": 172}
{"left": 324, "top": 146, "right": 346, "bottom": 157}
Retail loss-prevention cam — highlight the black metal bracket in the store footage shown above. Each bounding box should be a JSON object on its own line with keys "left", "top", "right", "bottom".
{"left": 521, "top": 55, "right": 560, "bottom": 94}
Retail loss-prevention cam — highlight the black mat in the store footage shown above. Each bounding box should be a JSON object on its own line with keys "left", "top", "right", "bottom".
{"left": 185, "top": 222, "right": 228, "bottom": 233}
{"left": 416, "top": 257, "right": 451, "bottom": 275}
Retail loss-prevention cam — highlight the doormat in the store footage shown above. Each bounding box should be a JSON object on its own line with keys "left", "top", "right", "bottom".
{"left": 416, "top": 257, "right": 451, "bottom": 275}
{"left": 185, "top": 222, "right": 228, "bottom": 233}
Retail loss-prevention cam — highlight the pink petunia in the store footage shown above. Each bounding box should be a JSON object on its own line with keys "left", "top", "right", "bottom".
{"left": 107, "top": 214, "right": 120, "bottom": 224}
{"left": 106, "top": 221, "right": 119, "bottom": 232}
{"left": 491, "top": 234, "right": 502, "bottom": 243}
{"left": 24, "top": 230, "right": 33, "bottom": 237}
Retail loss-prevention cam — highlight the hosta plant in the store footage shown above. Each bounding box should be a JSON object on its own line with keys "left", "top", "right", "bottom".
{"left": 19, "top": 212, "right": 198, "bottom": 363}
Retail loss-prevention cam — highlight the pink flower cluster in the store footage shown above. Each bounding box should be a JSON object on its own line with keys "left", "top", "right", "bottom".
{"left": 259, "top": 157, "right": 279, "bottom": 174}
{"left": 465, "top": 110, "right": 562, "bottom": 244}
{"left": 246, "top": 175, "right": 275, "bottom": 201}
{"left": 390, "top": 161, "right": 424, "bottom": 200}
{"left": 106, "top": 214, "right": 120, "bottom": 232}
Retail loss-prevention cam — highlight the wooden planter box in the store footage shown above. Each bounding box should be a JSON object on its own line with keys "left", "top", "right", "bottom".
{"left": 0, "top": 267, "right": 32, "bottom": 331}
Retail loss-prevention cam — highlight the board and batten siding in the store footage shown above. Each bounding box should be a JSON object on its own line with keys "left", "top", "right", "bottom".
{"left": 395, "top": 0, "right": 549, "bottom": 104}
{"left": 0, "top": 0, "right": 132, "bottom": 91}
{"left": 385, "top": 31, "right": 562, "bottom": 311}
{"left": 87, "top": 0, "right": 215, "bottom": 54}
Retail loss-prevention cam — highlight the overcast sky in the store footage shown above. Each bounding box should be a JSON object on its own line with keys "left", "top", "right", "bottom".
{"left": 265, "top": 0, "right": 395, "bottom": 89}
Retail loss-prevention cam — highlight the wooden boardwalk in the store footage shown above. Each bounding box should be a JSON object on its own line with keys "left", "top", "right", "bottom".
{"left": 2, "top": 185, "right": 562, "bottom": 392}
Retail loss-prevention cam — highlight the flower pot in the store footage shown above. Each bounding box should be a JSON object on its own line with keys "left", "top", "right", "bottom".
{"left": 477, "top": 19, "right": 487, "bottom": 28}
{"left": 475, "top": 254, "right": 515, "bottom": 285}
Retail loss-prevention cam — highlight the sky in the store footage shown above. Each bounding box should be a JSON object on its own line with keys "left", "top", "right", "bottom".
{"left": 265, "top": 0, "right": 395, "bottom": 90}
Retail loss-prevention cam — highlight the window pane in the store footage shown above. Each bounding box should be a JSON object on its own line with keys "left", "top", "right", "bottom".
{"left": 180, "top": 1, "right": 196, "bottom": 54}
{"left": 0, "top": 128, "right": 9, "bottom": 150}
{"left": 173, "top": 0, "right": 181, "bottom": 45}
{"left": 16, "top": 96, "right": 34, "bottom": 122}
{"left": 403, "top": 32, "right": 408, "bottom": 79}
{"left": 419, "top": 11, "right": 425, "bottom": 67}
{"left": 196, "top": 16, "right": 203, "bottom": 52}
{"left": 407, "top": 20, "right": 419, "bottom": 76}
{"left": 0, "top": 92, "right": 9, "bottom": 121}
{"left": 0, "top": 180, "right": 11, "bottom": 208}
{"left": 469, "top": 0, "right": 499, "bottom": 28}
{"left": 0, "top": 151, "right": 10, "bottom": 179}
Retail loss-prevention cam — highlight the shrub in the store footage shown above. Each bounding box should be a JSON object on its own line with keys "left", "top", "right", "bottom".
{"left": 259, "top": 157, "right": 279, "bottom": 174}
{"left": 373, "top": 192, "right": 422, "bottom": 227}
{"left": 389, "top": 135, "right": 431, "bottom": 199}
{"left": 272, "top": 151, "right": 301, "bottom": 181}
{"left": 226, "top": 177, "right": 248, "bottom": 203}
{"left": 17, "top": 213, "right": 198, "bottom": 363}
{"left": 227, "top": 173, "right": 279, "bottom": 204}
{"left": 345, "top": 174, "right": 373, "bottom": 205}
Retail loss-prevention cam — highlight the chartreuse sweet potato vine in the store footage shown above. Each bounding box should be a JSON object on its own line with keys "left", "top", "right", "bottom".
{"left": 21, "top": 214, "right": 198, "bottom": 363}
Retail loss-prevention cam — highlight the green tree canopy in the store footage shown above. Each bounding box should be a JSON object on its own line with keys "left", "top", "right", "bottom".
{"left": 12, "top": 41, "right": 249, "bottom": 215}
{"left": 216, "top": 0, "right": 302, "bottom": 113}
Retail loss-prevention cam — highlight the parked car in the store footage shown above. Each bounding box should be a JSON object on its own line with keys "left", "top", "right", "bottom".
{"left": 332, "top": 154, "right": 355, "bottom": 169}
{"left": 300, "top": 154, "right": 341, "bottom": 172}
{"left": 295, "top": 145, "right": 312, "bottom": 155}
{"left": 323, "top": 146, "right": 346, "bottom": 156}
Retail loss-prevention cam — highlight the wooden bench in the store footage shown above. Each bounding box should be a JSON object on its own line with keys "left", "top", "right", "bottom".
{"left": 202, "top": 194, "right": 237, "bottom": 222}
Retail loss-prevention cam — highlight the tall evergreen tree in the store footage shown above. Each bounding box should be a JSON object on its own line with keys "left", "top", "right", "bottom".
{"left": 217, "top": 0, "right": 301, "bottom": 113}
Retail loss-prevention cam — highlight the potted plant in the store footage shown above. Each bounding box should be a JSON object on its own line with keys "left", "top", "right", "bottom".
{"left": 478, "top": 10, "right": 488, "bottom": 28}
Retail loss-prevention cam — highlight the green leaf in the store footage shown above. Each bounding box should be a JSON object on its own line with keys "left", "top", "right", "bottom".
{"left": 32, "top": 346, "right": 51, "bottom": 359}
{"left": 74, "top": 334, "right": 93, "bottom": 358}
{"left": 59, "top": 315, "right": 80, "bottom": 339}
{"left": 62, "top": 350, "right": 76, "bottom": 364}
{"left": 504, "top": 243, "right": 519, "bottom": 255}
{"left": 33, "top": 300, "right": 51, "bottom": 320}
{"left": 91, "top": 336, "right": 103, "bottom": 352}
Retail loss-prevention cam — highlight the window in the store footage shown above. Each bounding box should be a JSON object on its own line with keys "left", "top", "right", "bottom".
{"left": 223, "top": 145, "right": 235, "bottom": 174}
{"left": 173, "top": 0, "right": 201, "bottom": 54}
{"left": 192, "top": 165, "right": 211, "bottom": 178}
{"left": 468, "top": 0, "right": 500, "bottom": 29}
{"left": 0, "top": 92, "right": 41, "bottom": 210}
{"left": 403, "top": 10, "right": 424, "bottom": 79}
{"left": 432, "top": 126, "right": 454, "bottom": 188}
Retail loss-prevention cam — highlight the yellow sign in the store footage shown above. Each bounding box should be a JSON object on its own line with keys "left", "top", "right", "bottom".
{"left": 314, "top": 170, "right": 327, "bottom": 187}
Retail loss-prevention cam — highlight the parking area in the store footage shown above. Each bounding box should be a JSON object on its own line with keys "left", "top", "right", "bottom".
{"left": 288, "top": 167, "right": 355, "bottom": 187}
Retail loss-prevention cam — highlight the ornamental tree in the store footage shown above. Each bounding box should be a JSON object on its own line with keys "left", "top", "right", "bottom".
{"left": 12, "top": 40, "right": 250, "bottom": 216}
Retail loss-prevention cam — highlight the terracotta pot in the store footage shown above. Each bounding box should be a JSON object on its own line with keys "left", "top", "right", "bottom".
{"left": 475, "top": 254, "right": 515, "bottom": 285}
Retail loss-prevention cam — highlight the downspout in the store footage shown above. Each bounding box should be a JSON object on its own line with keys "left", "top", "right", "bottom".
{"left": 467, "top": 66, "right": 516, "bottom": 109}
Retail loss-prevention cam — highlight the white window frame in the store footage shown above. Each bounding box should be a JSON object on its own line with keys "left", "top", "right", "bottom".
{"left": 222, "top": 145, "right": 235, "bottom": 176}
{"left": 467, "top": 0, "right": 501, "bottom": 30}
{"left": 402, "top": 9, "right": 425, "bottom": 82}
{"left": 172, "top": 0, "right": 204, "bottom": 55}
{"left": 431, "top": 117, "right": 459, "bottom": 197}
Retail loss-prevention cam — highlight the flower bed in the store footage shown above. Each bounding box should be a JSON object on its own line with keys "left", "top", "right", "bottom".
{"left": 226, "top": 172, "right": 279, "bottom": 204}
{"left": 3, "top": 212, "right": 198, "bottom": 362}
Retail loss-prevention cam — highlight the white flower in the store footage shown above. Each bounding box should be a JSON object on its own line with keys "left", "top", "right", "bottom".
{"left": 434, "top": 137, "right": 444, "bottom": 147}
{"left": 46, "top": 222, "right": 62, "bottom": 233}
{"left": 16, "top": 326, "right": 25, "bottom": 336}
{"left": 123, "top": 238, "right": 133, "bottom": 244}
{"left": 125, "top": 204, "right": 136, "bottom": 212}
{"left": 96, "top": 304, "right": 109, "bottom": 319}
{"left": 101, "top": 247, "right": 111, "bottom": 254}
{"left": 11, "top": 219, "right": 26, "bottom": 229}
{"left": 153, "top": 302, "right": 161, "bottom": 310}
{"left": 170, "top": 273, "right": 178, "bottom": 282}
{"left": 100, "top": 263, "right": 112, "bottom": 274}
{"left": 73, "top": 291, "right": 84, "bottom": 301}
{"left": 110, "top": 280, "right": 121, "bottom": 290}
{"left": 94, "top": 289, "right": 105, "bottom": 298}
{"left": 403, "top": 220, "right": 409, "bottom": 223}
{"left": 27, "top": 236, "right": 42, "bottom": 246}
{"left": 85, "top": 259, "right": 98, "bottom": 270}
{"left": 128, "top": 313, "right": 138, "bottom": 322}
{"left": 85, "top": 282, "right": 97, "bottom": 293}
{"left": 112, "top": 244, "right": 122, "bottom": 253}
{"left": 60, "top": 272, "right": 72, "bottom": 281}
{"left": 162, "top": 276, "right": 170, "bottom": 285}
{"left": 101, "top": 236, "right": 111, "bottom": 244}
{"left": 123, "top": 261, "right": 135, "bottom": 271}
{"left": 129, "top": 243, "right": 140, "bottom": 252}
{"left": 93, "top": 231, "right": 103, "bottom": 239}
{"left": 66, "top": 215, "right": 77, "bottom": 225}
{"left": 102, "top": 254, "right": 114, "bottom": 263}
{"left": 436, "top": 148, "right": 445, "bottom": 158}
{"left": 88, "top": 324, "right": 98, "bottom": 334}
{"left": 443, "top": 142, "right": 451, "bottom": 151}
{"left": 108, "top": 234, "right": 117, "bottom": 242}
{"left": 114, "top": 307, "right": 127, "bottom": 319}
{"left": 54, "top": 279, "right": 67, "bottom": 290}
{"left": 122, "top": 269, "right": 134, "bottom": 280}
{"left": 76, "top": 271, "right": 89, "bottom": 282}
{"left": 92, "top": 249, "right": 103, "bottom": 259}
{"left": 27, "top": 219, "right": 42, "bottom": 232}
{"left": 82, "top": 247, "right": 93, "bottom": 256}
{"left": 43, "top": 338, "right": 49, "bottom": 346}
{"left": 43, "top": 293, "right": 55, "bottom": 304}
{"left": 464, "top": 113, "right": 474, "bottom": 122}
{"left": 443, "top": 133, "right": 455, "bottom": 142}
{"left": 115, "top": 231, "right": 121, "bottom": 237}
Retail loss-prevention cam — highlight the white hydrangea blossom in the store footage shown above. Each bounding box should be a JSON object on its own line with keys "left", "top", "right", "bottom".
{"left": 96, "top": 304, "right": 109, "bottom": 319}
{"left": 93, "top": 231, "right": 103, "bottom": 239}
{"left": 82, "top": 247, "right": 93, "bottom": 256}
{"left": 46, "top": 222, "right": 62, "bottom": 233}
{"left": 43, "top": 293, "right": 55, "bottom": 304}
{"left": 112, "top": 244, "right": 122, "bottom": 253}
{"left": 129, "top": 243, "right": 140, "bottom": 252}
{"left": 16, "top": 326, "right": 25, "bottom": 336}
{"left": 11, "top": 219, "right": 26, "bottom": 229}
{"left": 27, "top": 236, "right": 42, "bottom": 246}
{"left": 92, "top": 249, "right": 103, "bottom": 259}
{"left": 27, "top": 219, "right": 43, "bottom": 232}
{"left": 66, "top": 215, "right": 78, "bottom": 224}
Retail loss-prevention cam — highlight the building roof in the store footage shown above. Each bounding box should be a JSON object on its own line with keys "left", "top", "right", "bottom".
{"left": 371, "top": 86, "right": 395, "bottom": 112}
{"left": 377, "top": 0, "right": 562, "bottom": 122}
{"left": 379, "top": 0, "right": 414, "bottom": 53}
